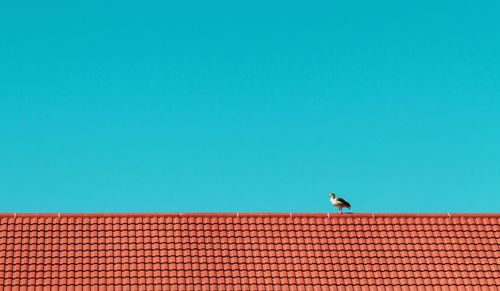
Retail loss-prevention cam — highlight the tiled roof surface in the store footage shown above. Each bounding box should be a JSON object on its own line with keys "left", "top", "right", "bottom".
{"left": 0, "top": 213, "right": 499, "bottom": 291}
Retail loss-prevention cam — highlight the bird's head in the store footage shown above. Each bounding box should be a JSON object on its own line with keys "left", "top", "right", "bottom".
{"left": 329, "top": 192, "right": 335, "bottom": 198}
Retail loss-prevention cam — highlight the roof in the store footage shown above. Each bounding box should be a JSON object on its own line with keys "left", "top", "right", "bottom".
{"left": 0, "top": 213, "right": 499, "bottom": 291}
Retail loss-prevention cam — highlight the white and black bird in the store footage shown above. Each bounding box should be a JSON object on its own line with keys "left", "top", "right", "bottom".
{"left": 329, "top": 192, "right": 351, "bottom": 214}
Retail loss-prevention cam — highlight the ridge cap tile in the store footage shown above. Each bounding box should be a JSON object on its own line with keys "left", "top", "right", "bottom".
{"left": 1, "top": 212, "right": 500, "bottom": 218}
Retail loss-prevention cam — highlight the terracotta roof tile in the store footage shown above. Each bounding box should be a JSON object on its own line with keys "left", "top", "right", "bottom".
{"left": 0, "top": 213, "right": 498, "bottom": 290}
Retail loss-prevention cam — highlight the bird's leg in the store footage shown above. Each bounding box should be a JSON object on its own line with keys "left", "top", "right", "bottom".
{"left": 340, "top": 208, "right": 343, "bottom": 214}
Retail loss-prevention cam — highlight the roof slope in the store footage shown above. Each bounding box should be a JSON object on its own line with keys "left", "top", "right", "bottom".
{"left": 0, "top": 213, "right": 498, "bottom": 291}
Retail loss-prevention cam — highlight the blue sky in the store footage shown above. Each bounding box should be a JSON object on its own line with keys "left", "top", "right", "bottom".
{"left": 1, "top": 1, "right": 499, "bottom": 213}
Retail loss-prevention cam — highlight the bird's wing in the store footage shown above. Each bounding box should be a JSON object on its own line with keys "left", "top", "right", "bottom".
{"left": 337, "top": 197, "right": 351, "bottom": 208}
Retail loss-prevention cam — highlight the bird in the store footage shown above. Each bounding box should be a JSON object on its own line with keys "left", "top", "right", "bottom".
{"left": 329, "top": 192, "right": 351, "bottom": 214}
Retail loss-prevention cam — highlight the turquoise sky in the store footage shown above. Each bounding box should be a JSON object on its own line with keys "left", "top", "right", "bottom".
{"left": 1, "top": 1, "right": 499, "bottom": 213}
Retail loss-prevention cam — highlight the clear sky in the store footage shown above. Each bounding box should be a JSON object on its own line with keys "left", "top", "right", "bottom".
{"left": 1, "top": 1, "right": 499, "bottom": 213}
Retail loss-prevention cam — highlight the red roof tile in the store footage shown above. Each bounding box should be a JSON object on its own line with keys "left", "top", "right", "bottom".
{"left": 0, "top": 213, "right": 498, "bottom": 290}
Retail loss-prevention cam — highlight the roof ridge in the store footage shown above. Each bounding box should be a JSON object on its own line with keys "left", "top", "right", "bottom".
{"left": 1, "top": 212, "right": 499, "bottom": 218}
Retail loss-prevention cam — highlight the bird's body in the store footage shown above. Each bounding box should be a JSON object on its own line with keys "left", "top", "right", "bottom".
{"left": 329, "top": 192, "right": 351, "bottom": 214}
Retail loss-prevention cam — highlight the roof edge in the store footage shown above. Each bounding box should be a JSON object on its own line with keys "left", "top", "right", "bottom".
{"left": 0, "top": 212, "right": 499, "bottom": 218}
